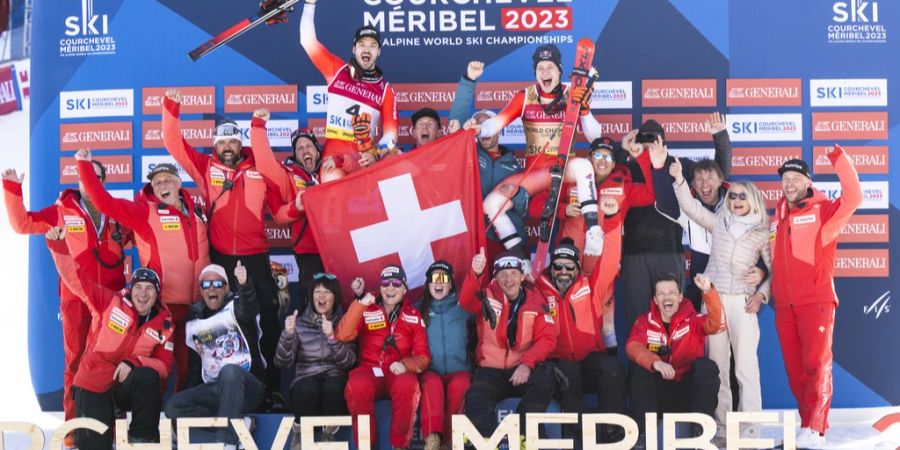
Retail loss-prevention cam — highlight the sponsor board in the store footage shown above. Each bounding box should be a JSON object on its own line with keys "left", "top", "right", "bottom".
{"left": 185, "top": 187, "right": 207, "bottom": 211}
{"left": 60, "top": 155, "right": 132, "bottom": 184}
{"left": 393, "top": 83, "right": 458, "bottom": 110}
{"left": 815, "top": 181, "right": 889, "bottom": 209}
{"left": 224, "top": 85, "right": 298, "bottom": 113}
{"left": 142, "top": 87, "right": 215, "bottom": 115}
{"left": 0, "top": 65, "right": 20, "bottom": 115}
{"left": 810, "top": 79, "right": 888, "bottom": 107}
{"left": 60, "top": 122, "right": 132, "bottom": 150}
{"left": 669, "top": 148, "right": 714, "bottom": 163}
{"left": 589, "top": 81, "right": 633, "bottom": 109}
{"left": 60, "top": 0, "right": 117, "bottom": 57}
{"left": 641, "top": 114, "right": 711, "bottom": 142}
{"left": 60, "top": 89, "right": 133, "bottom": 118}
{"left": 834, "top": 249, "right": 889, "bottom": 277}
{"left": 306, "top": 85, "right": 328, "bottom": 113}
{"left": 828, "top": 0, "right": 887, "bottom": 44}
{"left": 306, "top": 118, "right": 327, "bottom": 140}
{"left": 726, "top": 114, "right": 803, "bottom": 142}
{"left": 753, "top": 181, "right": 785, "bottom": 209}
{"left": 141, "top": 155, "right": 194, "bottom": 183}
{"left": 269, "top": 254, "right": 299, "bottom": 283}
{"left": 498, "top": 117, "right": 525, "bottom": 145}
{"left": 235, "top": 119, "right": 299, "bottom": 148}
{"left": 142, "top": 120, "right": 215, "bottom": 148}
{"left": 642, "top": 79, "right": 716, "bottom": 107}
{"left": 813, "top": 146, "right": 888, "bottom": 174}
{"left": 265, "top": 220, "right": 294, "bottom": 248}
{"left": 576, "top": 114, "right": 633, "bottom": 141}
{"left": 731, "top": 147, "right": 802, "bottom": 176}
{"left": 812, "top": 112, "right": 888, "bottom": 140}
{"left": 725, "top": 79, "right": 802, "bottom": 107}
{"left": 838, "top": 215, "right": 888, "bottom": 243}
{"left": 473, "top": 81, "right": 531, "bottom": 109}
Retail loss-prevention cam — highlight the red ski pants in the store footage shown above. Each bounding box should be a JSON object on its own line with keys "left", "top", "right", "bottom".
{"left": 775, "top": 302, "right": 835, "bottom": 434}
{"left": 167, "top": 303, "right": 190, "bottom": 393}
{"left": 60, "top": 284, "right": 93, "bottom": 421}
{"left": 345, "top": 366, "right": 421, "bottom": 448}
{"left": 419, "top": 370, "right": 472, "bottom": 440}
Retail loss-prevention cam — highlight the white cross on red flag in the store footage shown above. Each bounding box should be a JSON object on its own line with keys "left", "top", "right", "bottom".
{"left": 302, "top": 130, "right": 486, "bottom": 306}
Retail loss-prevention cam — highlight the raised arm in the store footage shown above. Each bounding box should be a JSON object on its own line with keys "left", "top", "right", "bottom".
{"left": 162, "top": 93, "right": 210, "bottom": 192}
{"left": 299, "top": 1, "right": 345, "bottom": 83}
{"left": 378, "top": 85, "right": 398, "bottom": 150}
{"left": 76, "top": 157, "right": 146, "bottom": 231}
{"left": 708, "top": 113, "right": 732, "bottom": 178}
{"left": 250, "top": 112, "right": 294, "bottom": 203}
{"left": 820, "top": 145, "right": 862, "bottom": 245}
{"left": 672, "top": 175, "right": 716, "bottom": 232}
{"left": 3, "top": 170, "right": 56, "bottom": 234}
{"left": 478, "top": 91, "right": 525, "bottom": 138}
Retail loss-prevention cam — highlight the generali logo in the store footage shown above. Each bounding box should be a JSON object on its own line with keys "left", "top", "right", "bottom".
{"left": 142, "top": 120, "right": 215, "bottom": 148}
{"left": 839, "top": 215, "right": 889, "bottom": 243}
{"left": 753, "top": 181, "right": 786, "bottom": 209}
{"left": 142, "top": 87, "right": 215, "bottom": 115}
{"left": 59, "top": 122, "right": 132, "bottom": 150}
{"left": 813, "top": 145, "right": 888, "bottom": 174}
{"left": 474, "top": 82, "right": 531, "bottom": 109}
{"left": 642, "top": 79, "right": 716, "bottom": 107}
{"left": 731, "top": 147, "right": 801, "bottom": 176}
{"left": 393, "top": 83, "right": 458, "bottom": 110}
{"left": 641, "top": 114, "right": 710, "bottom": 142}
{"left": 60, "top": 155, "right": 132, "bottom": 184}
{"left": 577, "top": 114, "right": 632, "bottom": 140}
{"left": 725, "top": 79, "right": 801, "bottom": 106}
{"left": 265, "top": 220, "right": 294, "bottom": 248}
{"left": 834, "top": 249, "right": 889, "bottom": 277}
{"left": 812, "top": 112, "right": 888, "bottom": 140}
{"left": 224, "top": 85, "right": 298, "bottom": 113}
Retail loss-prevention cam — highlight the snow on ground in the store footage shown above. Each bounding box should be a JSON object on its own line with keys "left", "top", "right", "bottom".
{"left": 0, "top": 84, "right": 895, "bottom": 449}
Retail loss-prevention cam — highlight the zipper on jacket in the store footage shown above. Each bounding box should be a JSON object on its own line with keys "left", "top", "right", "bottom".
{"left": 440, "top": 307, "right": 447, "bottom": 373}
{"left": 566, "top": 300, "right": 577, "bottom": 360}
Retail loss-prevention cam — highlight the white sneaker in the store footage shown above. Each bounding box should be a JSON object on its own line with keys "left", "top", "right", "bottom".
{"left": 796, "top": 427, "right": 826, "bottom": 449}
{"left": 583, "top": 226, "right": 604, "bottom": 256}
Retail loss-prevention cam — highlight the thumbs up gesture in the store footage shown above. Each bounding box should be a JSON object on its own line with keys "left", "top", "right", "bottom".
{"left": 321, "top": 313, "right": 334, "bottom": 339}
{"left": 472, "top": 247, "right": 487, "bottom": 276}
{"left": 284, "top": 310, "right": 299, "bottom": 333}
{"left": 234, "top": 260, "right": 247, "bottom": 286}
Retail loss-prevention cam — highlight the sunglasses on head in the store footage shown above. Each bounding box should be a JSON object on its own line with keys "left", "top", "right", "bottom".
{"left": 201, "top": 279, "right": 226, "bottom": 290}
{"left": 215, "top": 124, "right": 241, "bottom": 137}
{"left": 728, "top": 192, "right": 748, "bottom": 200}
{"left": 591, "top": 152, "right": 615, "bottom": 162}
{"left": 381, "top": 278, "right": 404, "bottom": 288}
{"left": 430, "top": 273, "right": 450, "bottom": 284}
{"left": 551, "top": 262, "right": 577, "bottom": 271}
{"left": 313, "top": 272, "right": 336, "bottom": 281}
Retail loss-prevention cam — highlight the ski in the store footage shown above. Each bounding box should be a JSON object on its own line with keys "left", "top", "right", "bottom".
{"left": 532, "top": 38, "right": 597, "bottom": 275}
{"left": 188, "top": 0, "right": 302, "bottom": 61}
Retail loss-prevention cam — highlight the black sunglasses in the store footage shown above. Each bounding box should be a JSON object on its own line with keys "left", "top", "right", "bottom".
{"left": 201, "top": 279, "right": 226, "bottom": 290}
{"left": 728, "top": 192, "right": 748, "bottom": 200}
{"left": 551, "top": 263, "right": 577, "bottom": 271}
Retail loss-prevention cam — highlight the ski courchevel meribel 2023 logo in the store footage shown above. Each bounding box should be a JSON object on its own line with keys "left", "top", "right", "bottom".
{"left": 61, "top": 0, "right": 117, "bottom": 57}
{"left": 828, "top": 0, "right": 887, "bottom": 44}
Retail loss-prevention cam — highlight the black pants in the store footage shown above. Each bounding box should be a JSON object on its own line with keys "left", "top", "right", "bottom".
{"left": 211, "top": 249, "right": 281, "bottom": 392}
{"left": 289, "top": 374, "right": 348, "bottom": 421}
{"left": 555, "top": 353, "right": 626, "bottom": 441}
{"left": 73, "top": 367, "right": 161, "bottom": 450}
{"left": 628, "top": 358, "right": 719, "bottom": 432}
{"left": 464, "top": 364, "right": 557, "bottom": 437}
{"left": 294, "top": 253, "right": 324, "bottom": 313}
{"left": 619, "top": 252, "right": 684, "bottom": 343}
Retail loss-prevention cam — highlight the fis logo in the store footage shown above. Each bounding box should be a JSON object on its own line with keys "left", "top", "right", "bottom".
{"left": 833, "top": 0, "right": 879, "bottom": 22}
{"left": 863, "top": 291, "right": 890, "bottom": 319}
{"left": 65, "top": 0, "right": 109, "bottom": 36}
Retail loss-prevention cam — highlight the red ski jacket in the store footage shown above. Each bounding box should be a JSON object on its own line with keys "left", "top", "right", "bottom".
{"left": 78, "top": 160, "right": 210, "bottom": 306}
{"left": 535, "top": 213, "right": 622, "bottom": 361}
{"left": 626, "top": 289, "right": 724, "bottom": 382}
{"left": 771, "top": 146, "right": 861, "bottom": 309}
{"left": 163, "top": 98, "right": 285, "bottom": 256}
{"left": 335, "top": 299, "right": 430, "bottom": 374}
{"left": 459, "top": 272, "right": 558, "bottom": 370}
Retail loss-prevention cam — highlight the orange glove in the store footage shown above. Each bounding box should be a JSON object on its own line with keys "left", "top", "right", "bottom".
{"left": 352, "top": 113, "right": 372, "bottom": 144}
{"left": 571, "top": 86, "right": 593, "bottom": 116}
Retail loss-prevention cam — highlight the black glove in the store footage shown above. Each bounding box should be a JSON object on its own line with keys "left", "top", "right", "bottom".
{"left": 476, "top": 290, "right": 497, "bottom": 330}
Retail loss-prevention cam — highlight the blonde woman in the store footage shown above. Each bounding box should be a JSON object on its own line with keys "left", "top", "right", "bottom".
{"left": 670, "top": 159, "right": 772, "bottom": 444}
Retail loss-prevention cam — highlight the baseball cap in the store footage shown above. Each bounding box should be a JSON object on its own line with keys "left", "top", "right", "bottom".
{"left": 411, "top": 108, "right": 441, "bottom": 128}
{"left": 778, "top": 159, "right": 811, "bottom": 179}
{"left": 147, "top": 163, "right": 180, "bottom": 181}
{"left": 635, "top": 119, "right": 666, "bottom": 144}
{"left": 199, "top": 264, "right": 228, "bottom": 282}
{"left": 353, "top": 25, "right": 381, "bottom": 46}
{"left": 380, "top": 264, "right": 406, "bottom": 284}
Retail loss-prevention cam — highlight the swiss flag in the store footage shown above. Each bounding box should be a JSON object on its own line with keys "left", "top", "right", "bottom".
{"left": 303, "top": 130, "right": 486, "bottom": 306}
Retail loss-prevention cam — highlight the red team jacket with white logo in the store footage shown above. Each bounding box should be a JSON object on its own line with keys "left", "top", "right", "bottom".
{"left": 626, "top": 289, "right": 724, "bottom": 382}
{"left": 77, "top": 160, "right": 210, "bottom": 306}
{"left": 771, "top": 147, "right": 861, "bottom": 309}
{"left": 459, "top": 272, "right": 559, "bottom": 370}
{"left": 335, "top": 300, "right": 430, "bottom": 373}
{"left": 163, "top": 98, "right": 286, "bottom": 256}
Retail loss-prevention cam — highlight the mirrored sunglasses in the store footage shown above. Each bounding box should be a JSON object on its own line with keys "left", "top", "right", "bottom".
{"left": 591, "top": 152, "right": 614, "bottom": 162}
{"left": 430, "top": 273, "right": 450, "bottom": 284}
{"left": 381, "top": 279, "right": 404, "bottom": 288}
{"left": 201, "top": 279, "right": 226, "bottom": 290}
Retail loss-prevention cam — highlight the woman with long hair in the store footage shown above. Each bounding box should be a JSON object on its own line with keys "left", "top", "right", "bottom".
{"left": 671, "top": 159, "right": 773, "bottom": 445}
{"left": 275, "top": 273, "right": 356, "bottom": 449}
{"left": 416, "top": 260, "right": 474, "bottom": 450}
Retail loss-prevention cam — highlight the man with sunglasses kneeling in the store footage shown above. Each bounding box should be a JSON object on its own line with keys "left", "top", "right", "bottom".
{"left": 165, "top": 262, "right": 266, "bottom": 450}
